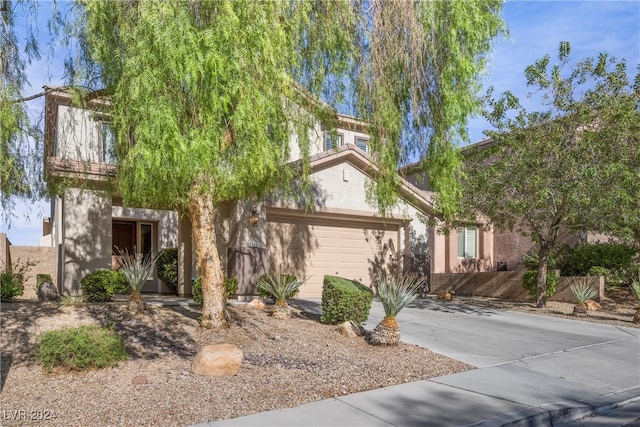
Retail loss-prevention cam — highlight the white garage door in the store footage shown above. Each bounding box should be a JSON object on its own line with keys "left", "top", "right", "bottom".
{"left": 266, "top": 210, "right": 400, "bottom": 298}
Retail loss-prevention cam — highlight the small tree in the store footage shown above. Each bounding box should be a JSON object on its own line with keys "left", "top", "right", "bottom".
{"left": 460, "top": 42, "right": 640, "bottom": 307}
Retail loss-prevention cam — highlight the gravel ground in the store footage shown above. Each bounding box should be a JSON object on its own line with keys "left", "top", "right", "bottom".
{"left": 1, "top": 290, "right": 637, "bottom": 427}
{"left": 1, "top": 299, "right": 469, "bottom": 427}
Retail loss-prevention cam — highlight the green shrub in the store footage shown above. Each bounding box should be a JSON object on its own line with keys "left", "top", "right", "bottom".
{"left": 156, "top": 248, "right": 178, "bottom": 292}
{"left": 224, "top": 277, "right": 238, "bottom": 298}
{"left": 80, "top": 270, "right": 129, "bottom": 302}
{"left": 1, "top": 271, "right": 24, "bottom": 301}
{"left": 36, "top": 325, "right": 128, "bottom": 372}
{"left": 192, "top": 277, "right": 238, "bottom": 303}
{"left": 522, "top": 270, "right": 558, "bottom": 298}
{"left": 587, "top": 266, "right": 610, "bottom": 278}
{"left": 192, "top": 277, "right": 202, "bottom": 303}
{"left": 320, "top": 275, "right": 374, "bottom": 324}
{"left": 257, "top": 274, "right": 299, "bottom": 299}
{"left": 559, "top": 243, "right": 637, "bottom": 277}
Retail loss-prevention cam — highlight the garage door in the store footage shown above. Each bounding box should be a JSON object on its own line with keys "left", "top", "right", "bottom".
{"left": 266, "top": 210, "right": 400, "bottom": 298}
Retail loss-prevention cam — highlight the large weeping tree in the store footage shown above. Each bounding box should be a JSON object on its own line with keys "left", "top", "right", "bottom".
{"left": 0, "top": 0, "right": 55, "bottom": 221}
{"left": 65, "top": 0, "right": 504, "bottom": 328}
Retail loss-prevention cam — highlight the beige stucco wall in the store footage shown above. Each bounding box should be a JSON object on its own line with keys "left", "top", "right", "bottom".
{"left": 55, "top": 104, "right": 105, "bottom": 162}
{"left": 264, "top": 155, "right": 431, "bottom": 278}
{"left": 61, "top": 187, "right": 113, "bottom": 293}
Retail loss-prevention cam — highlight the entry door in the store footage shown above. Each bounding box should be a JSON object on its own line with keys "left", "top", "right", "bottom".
{"left": 112, "top": 221, "right": 136, "bottom": 256}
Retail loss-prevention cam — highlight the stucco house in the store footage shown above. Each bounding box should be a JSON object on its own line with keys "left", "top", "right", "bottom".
{"left": 42, "top": 87, "right": 436, "bottom": 299}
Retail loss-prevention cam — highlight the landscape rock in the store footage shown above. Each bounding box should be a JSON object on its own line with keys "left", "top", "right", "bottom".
{"left": 131, "top": 375, "right": 148, "bottom": 385}
{"left": 337, "top": 320, "right": 365, "bottom": 338}
{"left": 246, "top": 299, "right": 266, "bottom": 310}
{"left": 191, "top": 343, "right": 243, "bottom": 377}
{"left": 437, "top": 290, "right": 456, "bottom": 301}
{"left": 37, "top": 281, "right": 60, "bottom": 302}
{"left": 584, "top": 299, "right": 602, "bottom": 311}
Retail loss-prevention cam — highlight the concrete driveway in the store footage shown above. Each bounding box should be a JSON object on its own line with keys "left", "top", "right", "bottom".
{"left": 202, "top": 298, "right": 640, "bottom": 426}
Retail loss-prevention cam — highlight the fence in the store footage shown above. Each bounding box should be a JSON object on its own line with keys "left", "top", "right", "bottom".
{"left": 430, "top": 271, "right": 604, "bottom": 302}
{"left": 1, "top": 233, "right": 57, "bottom": 299}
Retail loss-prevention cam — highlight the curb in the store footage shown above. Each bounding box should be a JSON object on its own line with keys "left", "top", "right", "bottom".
{"left": 471, "top": 387, "right": 640, "bottom": 427}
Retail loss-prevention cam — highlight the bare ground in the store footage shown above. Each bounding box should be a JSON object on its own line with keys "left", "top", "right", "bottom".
{"left": 1, "top": 289, "right": 637, "bottom": 427}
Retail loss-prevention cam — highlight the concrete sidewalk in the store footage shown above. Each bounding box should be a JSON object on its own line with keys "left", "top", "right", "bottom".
{"left": 190, "top": 298, "right": 639, "bottom": 426}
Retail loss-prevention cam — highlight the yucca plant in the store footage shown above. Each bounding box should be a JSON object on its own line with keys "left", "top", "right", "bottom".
{"left": 369, "top": 275, "right": 425, "bottom": 346}
{"left": 115, "top": 248, "right": 159, "bottom": 311}
{"left": 257, "top": 273, "right": 304, "bottom": 319}
{"left": 630, "top": 271, "right": 640, "bottom": 324}
{"left": 570, "top": 279, "right": 598, "bottom": 317}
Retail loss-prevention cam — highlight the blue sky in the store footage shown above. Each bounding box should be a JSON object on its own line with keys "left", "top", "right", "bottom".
{"left": 2, "top": 0, "right": 639, "bottom": 246}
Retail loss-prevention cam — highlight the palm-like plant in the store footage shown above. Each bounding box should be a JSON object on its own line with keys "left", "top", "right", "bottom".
{"left": 570, "top": 280, "right": 598, "bottom": 317}
{"left": 369, "top": 275, "right": 425, "bottom": 346}
{"left": 257, "top": 273, "right": 304, "bottom": 319}
{"left": 115, "top": 248, "right": 159, "bottom": 311}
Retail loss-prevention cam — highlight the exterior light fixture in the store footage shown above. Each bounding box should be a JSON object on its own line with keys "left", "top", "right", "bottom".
{"left": 248, "top": 208, "right": 259, "bottom": 226}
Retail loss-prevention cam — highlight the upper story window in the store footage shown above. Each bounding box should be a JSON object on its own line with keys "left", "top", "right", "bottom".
{"left": 101, "top": 122, "right": 117, "bottom": 164}
{"left": 324, "top": 131, "right": 344, "bottom": 151}
{"left": 457, "top": 226, "right": 478, "bottom": 259}
{"left": 354, "top": 136, "right": 369, "bottom": 153}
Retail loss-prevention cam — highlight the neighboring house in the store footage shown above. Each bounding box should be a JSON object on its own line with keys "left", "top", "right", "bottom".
{"left": 43, "top": 87, "right": 435, "bottom": 299}
{"left": 402, "top": 138, "right": 585, "bottom": 274}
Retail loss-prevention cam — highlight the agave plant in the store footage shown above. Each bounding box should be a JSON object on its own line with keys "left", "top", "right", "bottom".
{"left": 115, "top": 248, "right": 159, "bottom": 311}
{"left": 570, "top": 279, "right": 598, "bottom": 317}
{"left": 369, "top": 275, "right": 425, "bottom": 346}
{"left": 257, "top": 273, "right": 304, "bottom": 319}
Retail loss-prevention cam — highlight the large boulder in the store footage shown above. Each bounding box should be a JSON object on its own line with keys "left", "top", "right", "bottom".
{"left": 38, "top": 281, "right": 60, "bottom": 302}
{"left": 191, "top": 344, "right": 243, "bottom": 376}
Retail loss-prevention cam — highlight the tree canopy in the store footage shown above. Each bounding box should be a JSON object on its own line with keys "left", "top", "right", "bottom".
{"left": 459, "top": 42, "right": 640, "bottom": 307}
{"left": 0, "top": 0, "right": 50, "bottom": 220}
{"left": 6, "top": 0, "right": 505, "bottom": 327}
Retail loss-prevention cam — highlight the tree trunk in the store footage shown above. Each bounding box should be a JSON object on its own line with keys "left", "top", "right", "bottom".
{"left": 189, "top": 188, "right": 227, "bottom": 329}
{"left": 536, "top": 246, "right": 549, "bottom": 308}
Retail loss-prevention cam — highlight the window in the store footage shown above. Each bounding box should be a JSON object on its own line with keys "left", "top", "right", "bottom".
{"left": 354, "top": 136, "right": 369, "bottom": 153}
{"left": 101, "top": 122, "right": 117, "bottom": 164}
{"left": 457, "top": 226, "right": 478, "bottom": 259}
{"left": 324, "top": 131, "right": 344, "bottom": 151}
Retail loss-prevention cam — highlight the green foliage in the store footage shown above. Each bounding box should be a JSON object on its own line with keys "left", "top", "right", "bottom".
{"left": 569, "top": 279, "right": 598, "bottom": 304}
{"left": 558, "top": 243, "right": 637, "bottom": 277}
{"left": 630, "top": 270, "right": 640, "bottom": 301}
{"left": 1, "top": 271, "right": 25, "bottom": 301}
{"left": 523, "top": 250, "right": 559, "bottom": 271}
{"left": 257, "top": 274, "right": 299, "bottom": 300}
{"left": 458, "top": 42, "right": 639, "bottom": 304}
{"left": 36, "top": 325, "right": 128, "bottom": 373}
{"left": 156, "top": 248, "right": 178, "bottom": 292}
{"left": 61, "top": 292, "right": 84, "bottom": 307}
{"left": 522, "top": 270, "right": 558, "bottom": 298}
{"left": 320, "top": 275, "right": 374, "bottom": 324}
{"left": 257, "top": 273, "right": 303, "bottom": 304}
{"left": 587, "top": 266, "right": 610, "bottom": 278}
{"left": 377, "top": 275, "right": 425, "bottom": 319}
{"left": 80, "top": 270, "right": 129, "bottom": 303}
{"left": 1, "top": 0, "right": 51, "bottom": 221}
{"left": 192, "top": 277, "right": 237, "bottom": 304}
{"left": 192, "top": 278, "right": 202, "bottom": 304}
{"left": 224, "top": 277, "right": 238, "bottom": 299}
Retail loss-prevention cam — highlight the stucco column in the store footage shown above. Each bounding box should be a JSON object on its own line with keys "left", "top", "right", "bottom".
{"left": 178, "top": 214, "right": 193, "bottom": 297}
